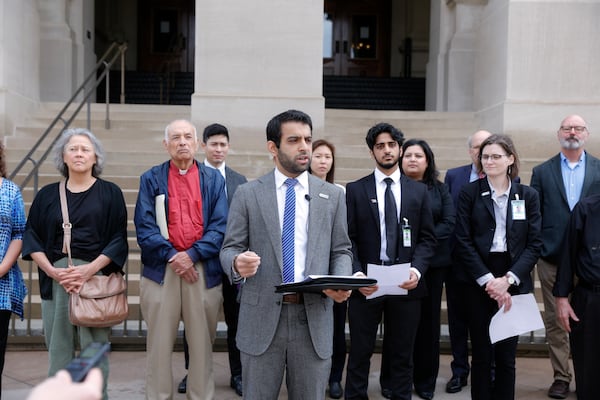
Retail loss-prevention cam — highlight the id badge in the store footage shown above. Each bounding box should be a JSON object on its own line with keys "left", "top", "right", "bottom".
{"left": 402, "top": 218, "right": 411, "bottom": 247}
{"left": 511, "top": 195, "right": 526, "bottom": 221}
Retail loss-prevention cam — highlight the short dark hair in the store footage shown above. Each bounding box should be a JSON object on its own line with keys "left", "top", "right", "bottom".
{"left": 202, "top": 123, "right": 229, "bottom": 143}
{"left": 266, "top": 109, "right": 312, "bottom": 148}
{"left": 401, "top": 138, "right": 440, "bottom": 185}
{"left": 365, "top": 122, "right": 404, "bottom": 150}
{"left": 479, "top": 133, "right": 520, "bottom": 180}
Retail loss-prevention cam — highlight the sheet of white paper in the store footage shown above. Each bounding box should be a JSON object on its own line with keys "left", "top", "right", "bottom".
{"left": 365, "top": 263, "right": 411, "bottom": 299}
{"left": 155, "top": 194, "right": 169, "bottom": 240}
{"left": 489, "top": 293, "right": 544, "bottom": 344}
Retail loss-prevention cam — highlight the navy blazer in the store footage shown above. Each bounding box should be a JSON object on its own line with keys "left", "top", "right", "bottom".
{"left": 444, "top": 164, "right": 472, "bottom": 209}
{"left": 530, "top": 152, "right": 600, "bottom": 265}
{"left": 453, "top": 179, "right": 542, "bottom": 293}
{"left": 346, "top": 173, "right": 437, "bottom": 299}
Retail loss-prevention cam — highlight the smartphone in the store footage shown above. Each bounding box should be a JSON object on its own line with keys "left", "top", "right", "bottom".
{"left": 65, "top": 342, "right": 111, "bottom": 382}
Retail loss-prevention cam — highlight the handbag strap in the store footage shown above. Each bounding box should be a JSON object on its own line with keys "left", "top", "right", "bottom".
{"left": 59, "top": 180, "right": 73, "bottom": 265}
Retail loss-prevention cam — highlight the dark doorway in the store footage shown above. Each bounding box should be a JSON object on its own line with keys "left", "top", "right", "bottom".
{"left": 138, "top": 0, "right": 195, "bottom": 73}
{"left": 323, "top": 0, "right": 391, "bottom": 77}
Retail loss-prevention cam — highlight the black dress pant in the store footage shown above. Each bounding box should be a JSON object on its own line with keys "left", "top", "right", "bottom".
{"left": 569, "top": 285, "right": 600, "bottom": 400}
{"left": 0, "top": 309, "right": 11, "bottom": 393}
{"left": 445, "top": 267, "right": 471, "bottom": 380}
{"left": 379, "top": 267, "right": 446, "bottom": 393}
{"left": 329, "top": 300, "right": 347, "bottom": 384}
{"left": 345, "top": 294, "right": 420, "bottom": 400}
{"left": 467, "top": 266, "right": 518, "bottom": 400}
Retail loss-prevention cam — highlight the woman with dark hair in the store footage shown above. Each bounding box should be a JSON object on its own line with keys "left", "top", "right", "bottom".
{"left": 390, "top": 138, "right": 455, "bottom": 400}
{"left": 22, "top": 128, "right": 128, "bottom": 400}
{"left": 0, "top": 143, "right": 27, "bottom": 393}
{"left": 309, "top": 139, "right": 346, "bottom": 399}
{"left": 454, "top": 134, "right": 542, "bottom": 399}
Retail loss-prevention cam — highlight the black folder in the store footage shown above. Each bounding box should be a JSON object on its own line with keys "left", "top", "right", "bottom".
{"left": 275, "top": 275, "right": 377, "bottom": 293}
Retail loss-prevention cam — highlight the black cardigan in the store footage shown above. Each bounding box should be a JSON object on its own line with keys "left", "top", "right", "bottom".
{"left": 22, "top": 179, "right": 128, "bottom": 300}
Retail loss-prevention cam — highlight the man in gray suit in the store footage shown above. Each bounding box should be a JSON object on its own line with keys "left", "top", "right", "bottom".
{"left": 220, "top": 109, "right": 353, "bottom": 400}
{"left": 530, "top": 114, "right": 600, "bottom": 399}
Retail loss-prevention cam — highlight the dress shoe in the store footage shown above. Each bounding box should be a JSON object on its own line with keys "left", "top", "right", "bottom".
{"left": 547, "top": 380, "right": 569, "bottom": 399}
{"left": 328, "top": 381, "right": 343, "bottom": 399}
{"left": 177, "top": 375, "right": 187, "bottom": 394}
{"left": 381, "top": 387, "right": 392, "bottom": 399}
{"left": 416, "top": 390, "right": 434, "bottom": 400}
{"left": 230, "top": 375, "right": 243, "bottom": 396}
{"left": 445, "top": 375, "right": 468, "bottom": 393}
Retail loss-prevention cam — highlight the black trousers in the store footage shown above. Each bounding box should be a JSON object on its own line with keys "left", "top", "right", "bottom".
{"left": 329, "top": 300, "right": 347, "bottom": 384}
{"left": 467, "top": 253, "right": 517, "bottom": 400}
{"left": 445, "top": 268, "right": 471, "bottom": 380}
{"left": 379, "top": 267, "right": 446, "bottom": 393}
{"left": 0, "top": 309, "right": 11, "bottom": 394}
{"left": 345, "top": 294, "right": 420, "bottom": 400}
{"left": 569, "top": 285, "right": 600, "bottom": 400}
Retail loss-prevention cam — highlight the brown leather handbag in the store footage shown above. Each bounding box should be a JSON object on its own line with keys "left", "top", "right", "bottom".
{"left": 59, "top": 181, "right": 129, "bottom": 328}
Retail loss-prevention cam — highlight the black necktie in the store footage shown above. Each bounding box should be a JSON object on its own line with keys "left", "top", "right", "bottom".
{"left": 384, "top": 178, "right": 398, "bottom": 262}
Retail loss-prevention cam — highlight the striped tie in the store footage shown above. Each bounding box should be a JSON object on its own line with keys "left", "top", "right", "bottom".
{"left": 282, "top": 178, "right": 297, "bottom": 283}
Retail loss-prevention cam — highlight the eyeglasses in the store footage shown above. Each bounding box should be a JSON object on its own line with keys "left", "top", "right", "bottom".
{"left": 481, "top": 154, "right": 507, "bottom": 161}
{"left": 560, "top": 126, "right": 587, "bottom": 133}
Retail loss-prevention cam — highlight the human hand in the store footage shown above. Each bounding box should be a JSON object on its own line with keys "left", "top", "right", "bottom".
{"left": 556, "top": 297, "right": 579, "bottom": 333}
{"left": 234, "top": 251, "right": 261, "bottom": 278}
{"left": 485, "top": 277, "right": 510, "bottom": 300}
{"left": 399, "top": 270, "right": 419, "bottom": 291}
{"left": 169, "top": 252, "right": 198, "bottom": 283}
{"left": 26, "top": 368, "right": 103, "bottom": 400}
{"left": 323, "top": 289, "right": 352, "bottom": 303}
{"left": 496, "top": 291, "right": 513, "bottom": 312}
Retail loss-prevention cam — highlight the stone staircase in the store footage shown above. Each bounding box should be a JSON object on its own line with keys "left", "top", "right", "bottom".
{"left": 4, "top": 102, "right": 556, "bottom": 351}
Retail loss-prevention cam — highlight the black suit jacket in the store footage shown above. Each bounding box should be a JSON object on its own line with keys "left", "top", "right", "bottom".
{"left": 530, "top": 152, "right": 600, "bottom": 265}
{"left": 224, "top": 166, "right": 248, "bottom": 206}
{"left": 346, "top": 173, "right": 437, "bottom": 299}
{"left": 453, "top": 179, "right": 542, "bottom": 293}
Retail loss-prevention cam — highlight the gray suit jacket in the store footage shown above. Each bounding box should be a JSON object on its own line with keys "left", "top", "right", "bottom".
{"left": 220, "top": 170, "right": 352, "bottom": 359}
{"left": 530, "top": 152, "right": 600, "bottom": 264}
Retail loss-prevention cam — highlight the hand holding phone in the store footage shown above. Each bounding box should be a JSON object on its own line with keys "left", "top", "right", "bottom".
{"left": 65, "top": 342, "right": 111, "bottom": 382}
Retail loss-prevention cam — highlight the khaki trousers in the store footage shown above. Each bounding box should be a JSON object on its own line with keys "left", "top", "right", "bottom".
{"left": 141, "top": 262, "right": 222, "bottom": 400}
{"left": 537, "top": 258, "right": 572, "bottom": 382}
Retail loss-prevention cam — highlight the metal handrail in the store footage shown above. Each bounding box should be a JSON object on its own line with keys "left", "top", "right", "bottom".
{"left": 8, "top": 42, "right": 128, "bottom": 191}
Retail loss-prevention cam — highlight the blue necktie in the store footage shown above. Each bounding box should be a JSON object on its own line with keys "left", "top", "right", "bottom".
{"left": 282, "top": 178, "right": 297, "bottom": 283}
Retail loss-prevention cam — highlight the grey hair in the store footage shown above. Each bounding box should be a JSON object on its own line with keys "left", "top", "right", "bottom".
{"left": 164, "top": 119, "right": 197, "bottom": 142}
{"left": 52, "top": 128, "right": 106, "bottom": 178}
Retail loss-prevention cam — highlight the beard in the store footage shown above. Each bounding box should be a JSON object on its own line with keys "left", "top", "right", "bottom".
{"left": 375, "top": 155, "right": 400, "bottom": 171}
{"left": 277, "top": 150, "right": 310, "bottom": 175}
{"left": 560, "top": 136, "right": 585, "bottom": 150}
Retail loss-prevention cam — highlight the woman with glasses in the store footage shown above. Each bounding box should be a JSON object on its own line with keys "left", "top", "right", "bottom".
{"left": 453, "top": 134, "right": 542, "bottom": 400}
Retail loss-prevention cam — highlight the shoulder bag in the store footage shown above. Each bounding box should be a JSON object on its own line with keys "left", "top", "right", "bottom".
{"left": 60, "top": 180, "right": 129, "bottom": 328}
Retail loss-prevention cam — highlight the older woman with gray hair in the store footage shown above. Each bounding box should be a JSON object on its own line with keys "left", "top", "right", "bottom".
{"left": 22, "top": 128, "right": 128, "bottom": 400}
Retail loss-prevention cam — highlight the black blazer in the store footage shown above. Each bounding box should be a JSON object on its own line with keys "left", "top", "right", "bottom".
{"left": 346, "top": 173, "right": 437, "bottom": 298}
{"left": 225, "top": 165, "right": 248, "bottom": 207}
{"left": 453, "top": 178, "right": 542, "bottom": 293}
{"left": 530, "top": 152, "right": 600, "bottom": 265}
{"left": 428, "top": 181, "right": 455, "bottom": 268}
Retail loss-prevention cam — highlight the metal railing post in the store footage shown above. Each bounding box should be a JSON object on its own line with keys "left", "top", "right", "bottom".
{"left": 120, "top": 45, "right": 126, "bottom": 104}
{"left": 104, "top": 61, "right": 111, "bottom": 129}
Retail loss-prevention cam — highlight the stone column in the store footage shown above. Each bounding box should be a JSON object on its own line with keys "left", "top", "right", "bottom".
{"left": 445, "top": 0, "right": 487, "bottom": 112}
{"left": 191, "top": 0, "right": 325, "bottom": 150}
{"left": 37, "top": 0, "right": 74, "bottom": 101}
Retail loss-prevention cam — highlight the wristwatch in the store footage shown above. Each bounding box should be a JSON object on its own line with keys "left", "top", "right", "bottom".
{"left": 507, "top": 275, "right": 517, "bottom": 286}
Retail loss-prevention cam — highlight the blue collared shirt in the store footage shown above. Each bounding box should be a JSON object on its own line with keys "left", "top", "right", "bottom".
{"left": 560, "top": 151, "right": 586, "bottom": 211}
